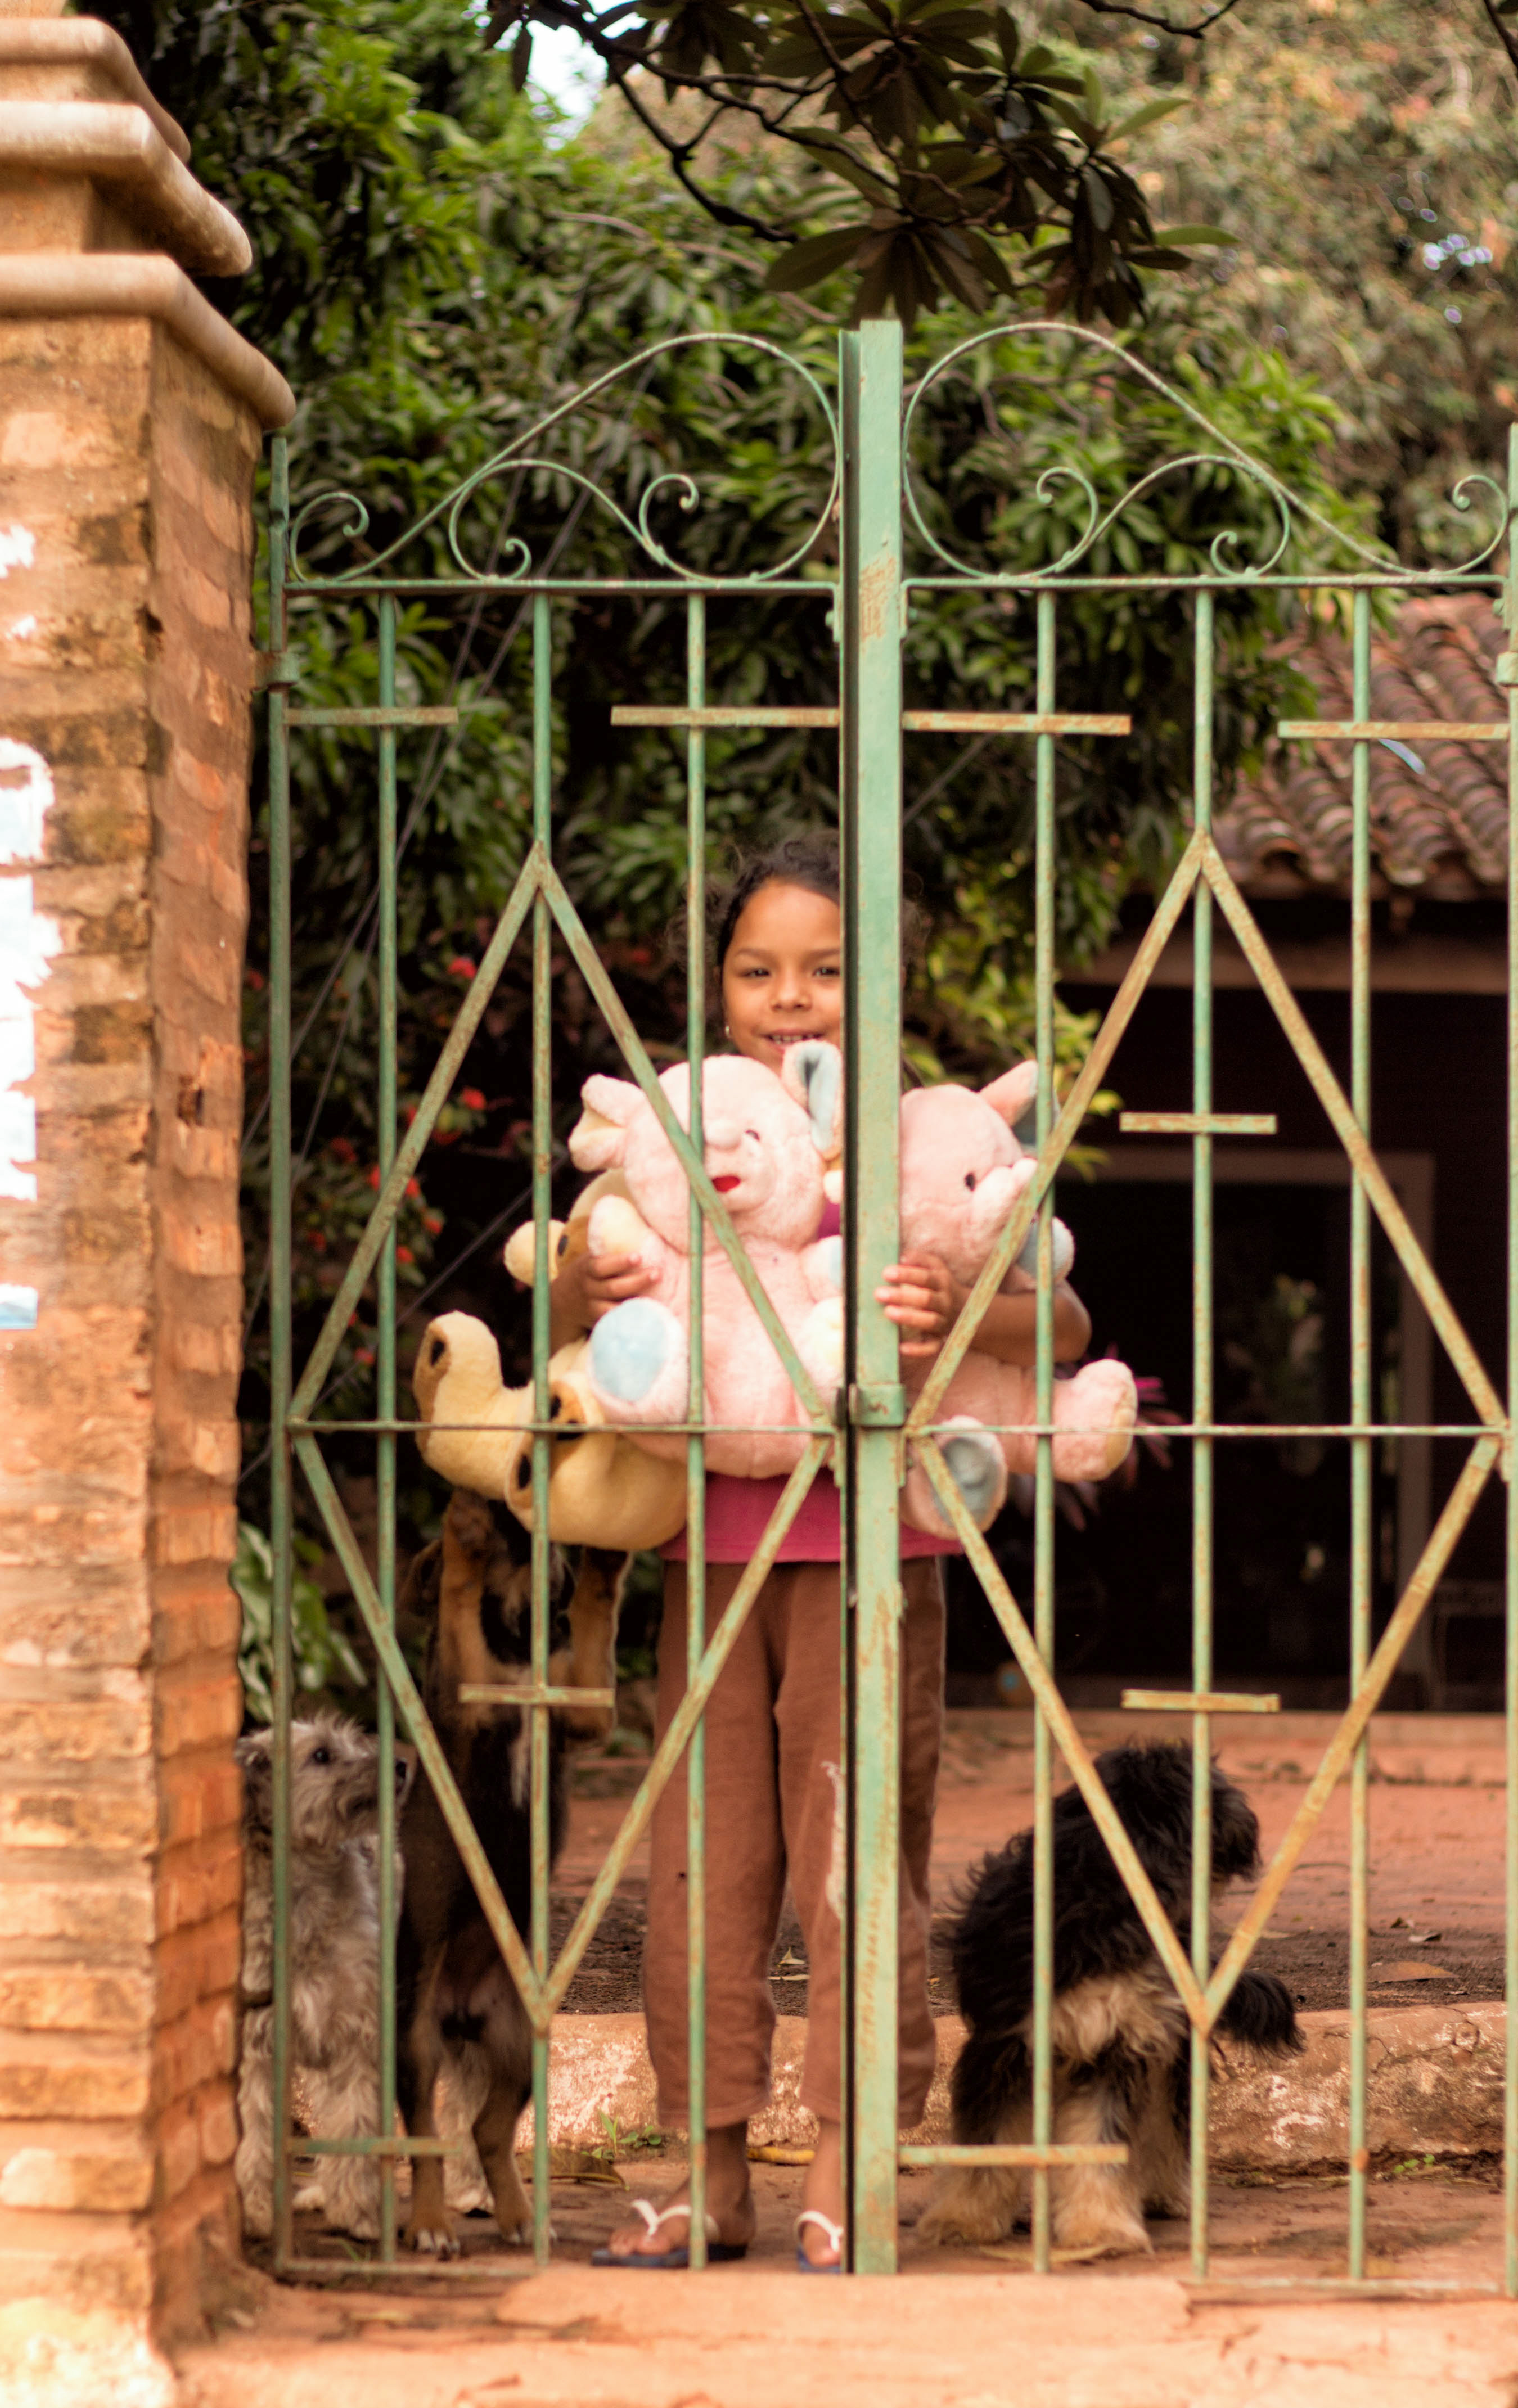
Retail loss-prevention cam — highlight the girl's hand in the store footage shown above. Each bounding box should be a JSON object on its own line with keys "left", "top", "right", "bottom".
{"left": 520, "top": 1248, "right": 652, "bottom": 1331}
{"left": 877, "top": 1253, "right": 963, "bottom": 1359}
{"left": 580, "top": 1251, "right": 654, "bottom": 1320}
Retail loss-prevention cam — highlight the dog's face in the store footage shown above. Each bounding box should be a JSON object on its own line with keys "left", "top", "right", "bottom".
{"left": 238, "top": 1713, "right": 413, "bottom": 1854}
{"left": 1093, "top": 1740, "right": 1262, "bottom": 1895}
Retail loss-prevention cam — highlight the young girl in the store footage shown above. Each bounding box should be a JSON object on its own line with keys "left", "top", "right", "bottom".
{"left": 558, "top": 834, "right": 1091, "bottom": 2269}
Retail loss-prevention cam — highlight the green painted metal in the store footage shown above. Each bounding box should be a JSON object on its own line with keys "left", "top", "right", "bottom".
{"left": 1190, "top": 587, "right": 1215, "bottom": 2282}
{"left": 685, "top": 589, "right": 710, "bottom": 2271}
{"left": 376, "top": 594, "right": 400, "bottom": 2262}
{"left": 840, "top": 319, "right": 906, "bottom": 2275}
{"left": 1507, "top": 422, "right": 1518, "bottom": 2302}
{"left": 263, "top": 322, "right": 1517, "bottom": 2294}
{"left": 1030, "top": 588, "right": 1057, "bottom": 2274}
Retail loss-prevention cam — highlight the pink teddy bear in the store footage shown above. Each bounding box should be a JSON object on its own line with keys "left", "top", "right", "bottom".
{"left": 571, "top": 1044, "right": 846, "bottom": 1479}
{"left": 897, "top": 1064, "right": 1139, "bottom": 1537}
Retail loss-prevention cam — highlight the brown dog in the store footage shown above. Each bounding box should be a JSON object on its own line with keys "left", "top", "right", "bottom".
{"left": 395, "top": 1487, "right": 625, "bottom": 2253}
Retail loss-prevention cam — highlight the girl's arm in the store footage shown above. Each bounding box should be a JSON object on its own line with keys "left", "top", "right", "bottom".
{"left": 877, "top": 1255, "right": 1091, "bottom": 1365}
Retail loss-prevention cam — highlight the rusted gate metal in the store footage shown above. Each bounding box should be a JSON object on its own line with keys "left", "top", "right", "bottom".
{"left": 263, "top": 319, "right": 1515, "bottom": 2283}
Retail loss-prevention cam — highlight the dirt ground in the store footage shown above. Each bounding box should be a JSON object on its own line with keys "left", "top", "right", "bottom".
{"left": 186, "top": 2161, "right": 1518, "bottom": 2408}
{"left": 187, "top": 1703, "right": 1518, "bottom": 2408}
{"left": 555, "top": 1707, "right": 1511, "bottom": 2017}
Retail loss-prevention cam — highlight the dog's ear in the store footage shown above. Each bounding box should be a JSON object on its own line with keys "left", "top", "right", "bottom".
{"left": 1209, "top": 1767, "right": 1262, "bottom": 1882}
{"left": 236, "top": 1731, "right": 274, "bottom": 1838}
{"left": 398, "top": 1534, "right": 444, "bottom": 1624}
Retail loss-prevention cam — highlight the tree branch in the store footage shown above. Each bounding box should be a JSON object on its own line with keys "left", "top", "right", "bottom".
{"left": 1073, "top": 0, "right": 1247, "bottom": 34}
{"left": 1478, "top": 0, "right": 1518, "bottom": 91}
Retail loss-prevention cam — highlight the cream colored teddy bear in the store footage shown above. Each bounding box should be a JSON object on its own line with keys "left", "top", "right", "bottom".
{"left": 409, "top": 1171, "right": 687, "bottom": 1550}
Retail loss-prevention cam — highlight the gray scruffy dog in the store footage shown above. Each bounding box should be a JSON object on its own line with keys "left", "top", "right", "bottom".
{"left": 235, "top": 1711, "right": 412, "bottom": 2240}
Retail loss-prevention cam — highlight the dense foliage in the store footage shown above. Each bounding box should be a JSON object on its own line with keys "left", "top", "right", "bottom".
{"left": 96, "top": 0, "right": 1370, "bottom": 1555}
{"left": 1039, "top": 0, "right": 1518, "bottom": 565}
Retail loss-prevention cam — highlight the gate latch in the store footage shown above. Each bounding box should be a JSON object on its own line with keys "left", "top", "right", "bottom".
{"left": 849, "top": 1381, "right": 906, "bottom": 1428}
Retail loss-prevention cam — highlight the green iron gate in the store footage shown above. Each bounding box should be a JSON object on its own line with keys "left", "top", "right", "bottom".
{"left": 264, "top": 318, "right": 1516, "bottom": 2284}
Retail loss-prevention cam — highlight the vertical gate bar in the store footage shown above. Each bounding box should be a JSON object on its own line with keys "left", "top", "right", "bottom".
{"left": 1348, "top": 587, "right": 1373, "bottom": 2280}
{"left": 1506, "top": 421, "right": 1518, "bottom": 2298}
{"left": 1189, "top": 592, "right": 1215, "bottom": 2281}
{"left": 840, "top": 318, "right": 905, "bottom": 2275}
{"left": 375, "top": 595, "right": 400, "bottom": 2260}
{"left": 530, "top": 594, "right": 554, "bottom": 2264}
{"left": 685, "top": 592, "right": 709, "bottom": 2270}
{"left": 1030, "top": 589, "right": 1057, "bottom": 2275}
{"left": 267, "top": 435, "right": 295, "bottom": 2269}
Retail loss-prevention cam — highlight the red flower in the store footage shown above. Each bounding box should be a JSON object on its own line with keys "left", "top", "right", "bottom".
{"left": 395, "top": 1245, "right": 414, "bottom": 1265}
{"left": 368, "top": 1166, "right": 381, "bottom": 1189}
{"left": 353, "top": 1346, "right": 375, "bottom": 1367}
{"left": 404, "top": 1176, "right": 421, "bottom": 1199}
{"left": 460, "top": 1087, "right": 485, "bottom": 1112}
{"left": 447, "top": 956, "right": 476, "bottom": 980}
{"left": 330, "top": 1135, "right": 355, "bottom": 1162}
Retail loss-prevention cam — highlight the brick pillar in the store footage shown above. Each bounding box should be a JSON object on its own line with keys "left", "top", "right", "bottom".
{"left": 0, "top": 4, "right": 292, "bottom": 2379}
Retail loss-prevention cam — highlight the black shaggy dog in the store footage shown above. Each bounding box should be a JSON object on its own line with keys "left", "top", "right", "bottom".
{"left": 394, "top": 1486, "right": 626, "bottom": 2254}
{"left": 920, "top": 1740, "right": 1301, "bottom": 2256}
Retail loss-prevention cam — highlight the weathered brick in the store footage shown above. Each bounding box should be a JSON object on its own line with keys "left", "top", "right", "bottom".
{"left": 0, "top": 1785, "right": 155, "bottom": 1854}
{"left": 0, "top": 288, "right": 260, "bottom": 2335}
{"left": 150, "top": 1504, "right": 238, "bottom": 1571}
{"left": 0, "top": 2138, "right": 155, "bottom": 2214}
{"left": 156, "top": 1757, "right": 242, "bottom": 1851}
{"left": 196, "top": 2087, "right": 237, "bottom": 2172}
{"left": 0, "top": 2041, "right": 150, "bottom": 2122}
{"left": 0, "top": 1877, "right": 154, "bottom": 1950}
{"left": 156, "top": 2098, "right": 201, "bottom": 2202}
{"left": 0, "top": 1696, "right": 151, "bottom": 1766}
{"left": 0, "top": 1966, "right": 153, "bottom": 2036}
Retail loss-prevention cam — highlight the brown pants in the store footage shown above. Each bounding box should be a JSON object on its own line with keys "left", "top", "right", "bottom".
{"left": 644, "top": 1557, "right": 945, "bottom": 2130}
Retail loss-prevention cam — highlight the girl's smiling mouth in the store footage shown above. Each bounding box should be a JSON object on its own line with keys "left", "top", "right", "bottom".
{"left": 711, "top": 1174, "right": 741, "bottom": 1193}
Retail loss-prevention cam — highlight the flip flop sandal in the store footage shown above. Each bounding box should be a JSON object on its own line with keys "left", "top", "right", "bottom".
{"left": 795, "top": 2209, "right": 844, "bottom": 2272}
{"left": 592, "top": 2199, "right": 747, "bottom": 2269}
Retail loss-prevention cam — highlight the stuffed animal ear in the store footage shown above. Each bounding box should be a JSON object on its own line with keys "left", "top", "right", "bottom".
{"left": 569, "top": 1079, "right": 640, "bottom": 1171}
{"left": 981, "top": 1061, "right": 1040, "bottom": 1138}
{"left": 781, "top": 1039, "right": 844, "bottom": 1156}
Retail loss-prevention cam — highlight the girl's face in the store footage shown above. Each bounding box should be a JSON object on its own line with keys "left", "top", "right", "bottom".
{"left": 720, "top": 880, "right": 842, "bottom": 1076}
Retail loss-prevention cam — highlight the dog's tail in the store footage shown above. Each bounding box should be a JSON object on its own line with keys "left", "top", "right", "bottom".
{"left": 1215, "top": 1968, "right": 1303, "bottom": 2057}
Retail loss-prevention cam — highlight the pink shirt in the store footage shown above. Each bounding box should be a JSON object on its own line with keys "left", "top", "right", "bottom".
{"left": 661, "top": 1203, "right": 960, "bottom": 1566}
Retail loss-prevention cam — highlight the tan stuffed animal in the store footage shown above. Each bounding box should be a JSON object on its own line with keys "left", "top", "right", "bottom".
{"left": 410, "top": 1163, "right": 688, "bottom": 1551}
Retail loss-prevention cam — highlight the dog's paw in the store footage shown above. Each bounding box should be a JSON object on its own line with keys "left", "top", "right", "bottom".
{"left": 916, "top": 2194, "right": 1015, "bottom": 2249}
{"left": 404, "top": 2217, "right": 461, "bottom": 2258}
{"left": 1052, "top": 2213, "right": 1152, "bottom": 2258}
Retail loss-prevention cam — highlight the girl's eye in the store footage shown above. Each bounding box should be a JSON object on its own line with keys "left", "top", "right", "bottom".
{"left": 311, "top": 1746, "right": 330, "bottom": 1766}
{"left": 745, "top": 1129, "right": 760, "bottom": 1142}
{"left": 964, "top": 1172, "right": 976, "bottom": 1191}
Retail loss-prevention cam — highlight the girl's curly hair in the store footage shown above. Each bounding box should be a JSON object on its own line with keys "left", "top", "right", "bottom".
{"left": 666, "top": 828, "right": 927, "bottom": 1006}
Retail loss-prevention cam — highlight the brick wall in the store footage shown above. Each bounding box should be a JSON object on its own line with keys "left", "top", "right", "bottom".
{"left": 0, "top": 312, "right": 258, "bottom": 2339}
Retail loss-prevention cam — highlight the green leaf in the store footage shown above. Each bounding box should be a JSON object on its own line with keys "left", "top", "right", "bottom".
{"left": 994, "top": 6, "right": 1019, "bottom": 74}
{"left": 1083, "top": 165, "right": 1114, "bottom": 231}
{"left": 762, "top": 225, "right": 874, "bottom": 291}
{"left": 1108, "top": 95, "right": 1188, "bottom": 143}
{"left": 511, "top": 25, "right": 532, "bottom": 91}
{"left": 1152, "top": 224, "right": 1235, "bottom": 247}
